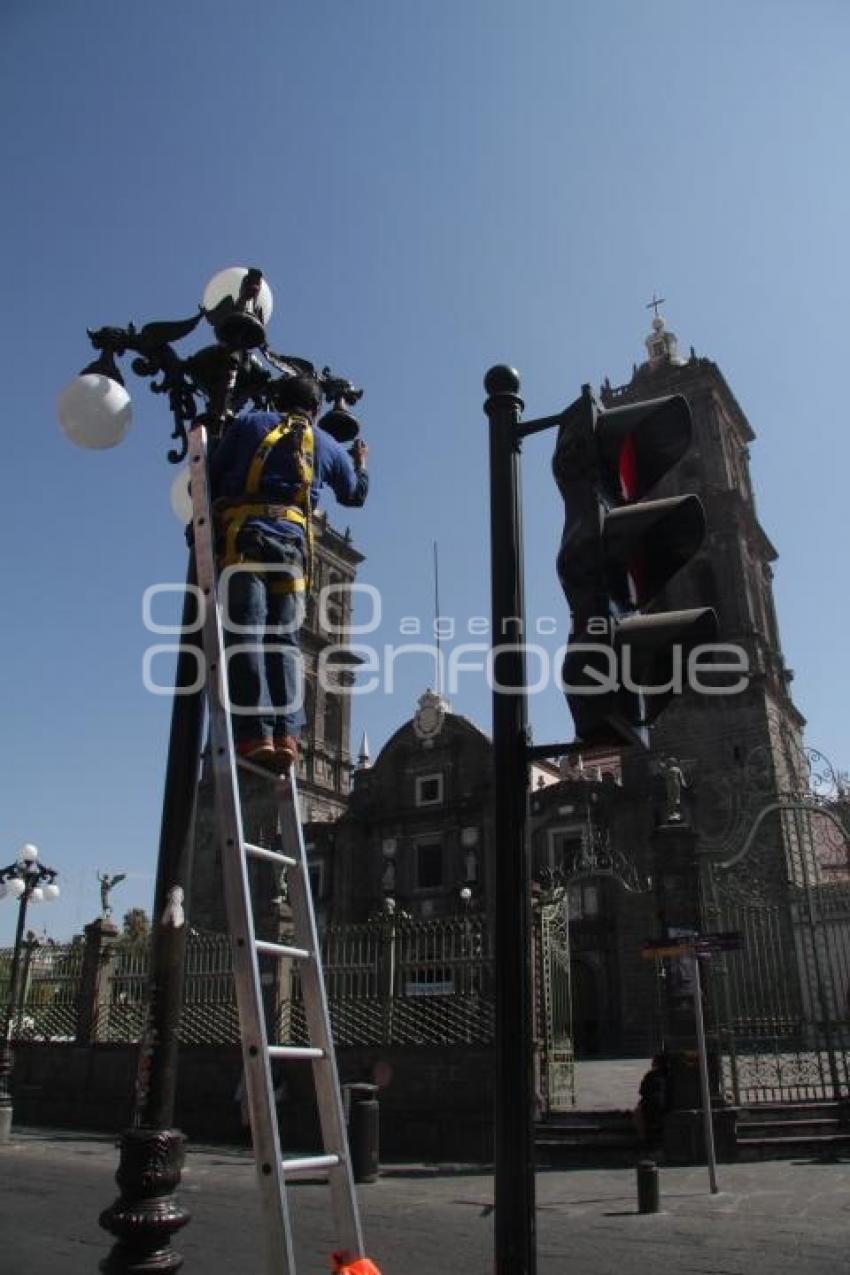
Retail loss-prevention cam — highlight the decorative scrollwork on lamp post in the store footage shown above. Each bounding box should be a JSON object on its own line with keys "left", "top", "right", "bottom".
{"left": 0, "top": 844, "right": 60, "bottom": 1143}
{"left": 58, "top": 267, "right": 362, "bottom": 466}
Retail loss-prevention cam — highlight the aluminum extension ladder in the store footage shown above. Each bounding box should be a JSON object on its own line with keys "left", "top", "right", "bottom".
{"left": 187, "top": 422, "right": 369, "bottom": 1275}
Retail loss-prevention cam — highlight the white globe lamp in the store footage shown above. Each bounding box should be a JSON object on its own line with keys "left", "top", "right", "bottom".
{"left": 169, "top": 466, "right": 193, "bottom": 525}
{"left": 203, "top": 267, "right": 273, "bottom": 323}
{"left": 58, "top": 374, "right": 132, "bottom": 450}
{"left": 202, "top": 266, "right": 273, "bottom": 350}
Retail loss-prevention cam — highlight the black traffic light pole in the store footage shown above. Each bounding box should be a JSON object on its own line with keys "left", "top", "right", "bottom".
{"left": 484, "top": 363, "right": 717, "bottom": 1272}
{"left": 483, "top": 366, "right": 583, "bottom": 1274}
{"left": 484, "top": 366, "right": 537, "bottom": 1275}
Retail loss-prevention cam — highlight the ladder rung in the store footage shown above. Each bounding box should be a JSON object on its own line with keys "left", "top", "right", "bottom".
{"left": 256, "top": 940, "right": 312, "bottom": 961}
{"left": 282, "top": 1153, "right": 341, "bottom": 1177}
{"left": 268, "top": 1045, "right": 325, "bottom": 1061}
{"left": 245, "top": 843, "right": 297, "bottom": 868}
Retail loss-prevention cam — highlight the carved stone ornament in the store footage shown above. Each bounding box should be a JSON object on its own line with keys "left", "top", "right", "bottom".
{"left": 412, "top": 689, "right": 448, "bottom": 745}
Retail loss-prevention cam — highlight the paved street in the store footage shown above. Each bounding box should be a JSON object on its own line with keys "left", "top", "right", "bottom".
{"left": 2, "top": 1127, "right": 849, "bottom": 1274}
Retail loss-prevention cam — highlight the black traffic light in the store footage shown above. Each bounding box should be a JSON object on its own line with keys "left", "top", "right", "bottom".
{"left": 553, "top": 384, "right": 718, "bottom": 747}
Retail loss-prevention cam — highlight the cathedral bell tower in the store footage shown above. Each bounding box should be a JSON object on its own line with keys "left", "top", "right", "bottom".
{"left": 600, "top": 302, "right": 806, "bottom": 849}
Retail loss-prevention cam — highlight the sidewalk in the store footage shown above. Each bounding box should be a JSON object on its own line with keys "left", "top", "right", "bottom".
{"left": 2, "top": 1127, "right": 849, "bottom": 1274}
{"left": 572, "top": 1056, "right": 649, "bottom": 1110}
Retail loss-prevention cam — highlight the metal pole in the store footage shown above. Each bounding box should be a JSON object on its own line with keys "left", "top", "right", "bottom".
{"left": 100, "top": 554, "right": 205, "bottom": 1273}
{"left": 0, "top": 889, "right": 30, "bottom": 1142}
{"left": 139, "top": 553, "right": 204, "bottom": 1130}
{"left": 5, "top": 891, "right": 30, "bottom": 1039}
{"left": 691, "top": 952, "right": 718, "bottom": 1194}
{"left": 484, "top": 365, "right": 536, "bottom": 1275}
{"left": 15, "top": 932, "right": 38, "bottom": 1038}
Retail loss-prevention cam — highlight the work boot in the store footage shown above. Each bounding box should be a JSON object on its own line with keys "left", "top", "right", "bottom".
{"left": 272, "top": 736, "right": 299, "bottom": 773}
{"left": 236, "top": 739, "right": 276, "bottom": 769}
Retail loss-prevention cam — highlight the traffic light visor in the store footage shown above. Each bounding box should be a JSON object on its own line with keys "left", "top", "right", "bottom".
{"left": 596, "top": 394, "right": 692, "bottom": 499}
{"left": 604, "top": 494, "right": 707, "bottom": 610}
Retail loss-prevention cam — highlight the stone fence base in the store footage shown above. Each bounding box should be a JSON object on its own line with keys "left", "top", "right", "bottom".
{"left": 10, "top": 1042, "right": 496, "bottom": 1162}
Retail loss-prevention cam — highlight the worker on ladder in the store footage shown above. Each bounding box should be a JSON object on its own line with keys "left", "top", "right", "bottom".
{"left": 209, "top": 373, "right": 369, "bottom": 773}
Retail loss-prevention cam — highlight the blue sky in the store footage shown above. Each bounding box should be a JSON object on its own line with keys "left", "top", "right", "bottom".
{"left": 2, "top": 0, "right": 848, "bottom": 941}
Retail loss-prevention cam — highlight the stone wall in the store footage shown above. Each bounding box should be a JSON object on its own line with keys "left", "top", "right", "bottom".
{"left": 10, "top": 1041, "right": 495, "bottom": 1162}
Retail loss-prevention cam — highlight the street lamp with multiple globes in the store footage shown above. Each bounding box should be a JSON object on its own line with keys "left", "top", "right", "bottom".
{"left": 58, "top": 267, "right": 363, "bottom": 1273}
{"left": 0, "top": 843, "right": 60, "bottom": 1143}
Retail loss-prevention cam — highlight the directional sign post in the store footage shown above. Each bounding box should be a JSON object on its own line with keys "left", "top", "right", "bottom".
{"left": 689, "top": 950, "right": 718, "bottom": 1194}
{"left": 642, "top": 932, "right": 743, "bottom": 1194}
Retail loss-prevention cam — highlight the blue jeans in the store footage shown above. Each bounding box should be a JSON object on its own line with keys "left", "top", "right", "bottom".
{"left": 220, "top": 533, "right": 307, "bottom": 744}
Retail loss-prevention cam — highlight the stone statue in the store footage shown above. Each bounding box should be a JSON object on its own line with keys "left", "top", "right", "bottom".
{"left": 97, "top": 871, "right": 126, "bottom": 918}
{"left": 464, "top": 849, "right": 478, "bottom": 883}
{"left": 381, "top": 857, "right": 396, "bottom": 892}
{"left": 161, "top": 885, "right": 185, "bottom": 929}
{"left": 659, "top": 758, "right": 690, "bottom": 824}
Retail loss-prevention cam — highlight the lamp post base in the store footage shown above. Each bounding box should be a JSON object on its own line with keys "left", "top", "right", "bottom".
{"left": 99, "top": 1128, "right": 190, "bottom": 1273}
{"left": 0, "top": 1103, "right": 11, "bottom": 1144}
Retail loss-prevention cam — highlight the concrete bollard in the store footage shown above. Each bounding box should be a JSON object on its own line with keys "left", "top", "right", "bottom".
{"left": 636, "top": 1159, "right": 660, "bottom": 1214}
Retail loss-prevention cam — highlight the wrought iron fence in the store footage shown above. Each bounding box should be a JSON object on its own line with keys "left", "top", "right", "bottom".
{"left": 710, "top": 879, "right": 850, "bottom": 1103}
{"left": 96, "top": 932, "right": 242, "bottom": 1044}
{"left": 99, "top": 940, "right": 150, "bottom": 1042}
{"left": 180, "top": 931, "right": 240, "bottom": 1043}
{"left": 7, "top": 918, "right": 495, "bottom": 1048}
{"left": 281, "top": 914, "right": 495, "bottom": 1047}
{"left": 0, "top": 941, "right": 85, "bottom": 1041}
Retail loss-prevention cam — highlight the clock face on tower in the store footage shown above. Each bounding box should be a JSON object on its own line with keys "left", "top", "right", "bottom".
{"left": 413, "top": 690, "right": 447, "bottom": 743}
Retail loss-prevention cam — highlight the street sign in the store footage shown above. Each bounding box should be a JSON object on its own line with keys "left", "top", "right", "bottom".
{"left": 641, "top": 941, "right": 689, "bottom": 959}
{"left": 641, "top": 931, "right": 744, "bottom": 960}
{"left": 694, "top": 931, "right": 744, "bottom": 954}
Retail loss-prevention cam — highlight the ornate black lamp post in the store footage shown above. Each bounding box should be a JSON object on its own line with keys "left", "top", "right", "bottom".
{"left": 58, "top": 267, "right": 363, "bottom": 1272}
{"left": 0, "top": 844, "right": 60, "bottom": 1143}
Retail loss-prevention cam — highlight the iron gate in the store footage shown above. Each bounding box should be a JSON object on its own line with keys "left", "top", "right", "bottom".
{"left": 535, "top": 896, "right": 574, "bottom": 1112}
{"left": 706, "top": 800, "right": 850, "bottom": 1104}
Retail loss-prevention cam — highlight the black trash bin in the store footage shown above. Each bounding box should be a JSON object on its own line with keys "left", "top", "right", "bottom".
{"left": 344, "top": 1082, "right": 379, "bottom": 1183}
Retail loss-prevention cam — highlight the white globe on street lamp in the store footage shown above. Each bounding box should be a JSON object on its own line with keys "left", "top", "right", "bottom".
{"left": 57, "top": 373, "right": 132, "bottom": 450}
{"left": 202, "top": 266, "right": 273, "bottom": 325}
{"left": 169, "top": 465, "right": 193, "bottom": 525}
{"left": 6, "top": 879, "right": 25, "bottom": 900}
{"left": 20, "top": 844, "right": 38, "bottom": 863}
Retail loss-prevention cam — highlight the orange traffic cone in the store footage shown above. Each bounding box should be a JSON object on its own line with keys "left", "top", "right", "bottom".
{"left": 332, "top": 1251, "right": 382, "bottom": 1274}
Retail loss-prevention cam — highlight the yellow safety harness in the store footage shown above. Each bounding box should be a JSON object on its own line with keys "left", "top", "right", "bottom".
{"left": 214, "top": 413, "right": 314, "bottom": 595}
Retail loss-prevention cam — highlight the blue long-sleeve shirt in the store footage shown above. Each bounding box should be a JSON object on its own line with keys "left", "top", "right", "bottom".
{"left": 209, "top": 409, "right": 368, "bottom": 547}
